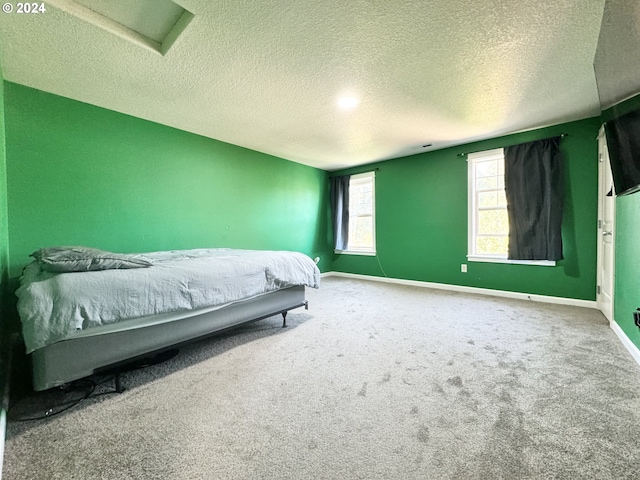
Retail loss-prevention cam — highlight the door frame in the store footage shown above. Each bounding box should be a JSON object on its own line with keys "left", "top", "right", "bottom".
{"left": 596, "top": 126, "right": 615, "bottom": 322}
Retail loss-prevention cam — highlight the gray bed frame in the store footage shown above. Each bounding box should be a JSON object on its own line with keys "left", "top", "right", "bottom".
{"left": 31, "top": 286, "right": 307, "bottom": 391}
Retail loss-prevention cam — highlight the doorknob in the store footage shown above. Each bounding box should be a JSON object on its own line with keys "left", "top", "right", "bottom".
{"left": 602, "top": 231, "right": 612, "bottom": 236}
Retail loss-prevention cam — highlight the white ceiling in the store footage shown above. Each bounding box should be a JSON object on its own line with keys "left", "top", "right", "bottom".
{"left": 594, "top": 0, "right": 640, "bottom": 109}
{"left": 0, "top": 0, "right": 606, "bottom": 171}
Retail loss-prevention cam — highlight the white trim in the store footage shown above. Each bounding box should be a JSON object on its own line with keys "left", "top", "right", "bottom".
{"left": 350, "top": 171, "right": 374, "bottom": 182}
{"left": 346, "top": 171, "right": 376, "bottom": 254}
{"left": 467, "top": 256, "right": 556, "bottom": 266}
{"left": 467, "top": 148, "right": 504, "bottom": 162}
{"left": 609, "top": 320, "right": 640, "bottom": 366}
{"left": 468, "top": 151, "right": 474, "bottom": 257}
{"left": 323, "top": 271, "right": 597, "bottom": 309}
{"left": 334, "top": 250, "right": 376, "bottom": 256}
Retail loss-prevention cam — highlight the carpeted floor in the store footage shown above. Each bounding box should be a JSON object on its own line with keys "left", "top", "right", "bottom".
{"left": 3, "top": 276, "right": 640, "bottom": 479}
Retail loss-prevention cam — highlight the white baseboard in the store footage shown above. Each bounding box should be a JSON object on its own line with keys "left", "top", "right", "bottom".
{"left": 609, "top": 320, "right": 640, "bottom": 366}
{"left": 322, "top": 271, "right": 598, "bottom": 309}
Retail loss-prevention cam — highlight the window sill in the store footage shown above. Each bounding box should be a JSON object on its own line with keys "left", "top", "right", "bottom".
{"left": 335, "top": 250, "right": 376, "bottom": 256}
{"left": 467, "top": 255, "right": 556, "bottom": 266}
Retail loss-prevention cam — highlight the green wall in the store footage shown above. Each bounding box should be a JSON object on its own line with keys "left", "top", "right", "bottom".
{"left": 331, "top": 117, "right": 602, "bottom": 301}
{"left": 616, "top": 194, "right": 640, "bottom": 345}
{"left": 3, "top": 82, "right": 332, "bottom": 277}
{"left": 0, "top": 60, "right": 11, "bottom": 448}
{"left": 0, "top": 72, "right": 8, "bottom": 293}
{"left": 603, "top": 93, "right": 640, "bottom": 348}
{"left": 0, "top": 67, "right": 10, "bottom": 333}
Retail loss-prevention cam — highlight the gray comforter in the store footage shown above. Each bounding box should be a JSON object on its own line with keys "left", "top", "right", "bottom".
{"left": 17, "top": 248, "right": 320, "bottom": 353}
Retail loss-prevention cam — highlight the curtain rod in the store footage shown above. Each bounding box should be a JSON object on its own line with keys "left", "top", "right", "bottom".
{"left": 329, "top": 167, "right": 379, "bottom": 178}
{"left": 457, "top": 133, "right": 568, "bottom": 158}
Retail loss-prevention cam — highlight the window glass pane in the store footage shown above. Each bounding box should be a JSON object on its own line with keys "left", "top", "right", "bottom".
{"left": 476, "top": 176, "right": 498, "bottom": 190}
{"left": 478, "top": 209, "right": 508, "bottom": 235}
{"left": 349, "top": 216, "right": 373, "bottom": 249}
{"left": 497, "top": 190, "right": 507, "bottom": 206}
{"left": 497, "top": 175, "right": 505, "bottom": 189}
{"left": 478, "top": 191, "right": 497, "bottom": 207}
{"left": 349, "top": 185, "right": 372, "bottom": 216}
{"left": 476, "top": 236, "right": 509, "bottom": 255}
{"left": 475, "top": 160, "right": 498, "bottom": 178}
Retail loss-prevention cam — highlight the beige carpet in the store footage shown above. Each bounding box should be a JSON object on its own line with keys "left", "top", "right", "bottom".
{"left": 4, "top": 276, "right": 640, "bottom": 479}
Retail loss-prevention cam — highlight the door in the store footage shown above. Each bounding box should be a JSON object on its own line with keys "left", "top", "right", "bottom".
{"left": 597, "top": 126, "right": 615, "bottom": 322}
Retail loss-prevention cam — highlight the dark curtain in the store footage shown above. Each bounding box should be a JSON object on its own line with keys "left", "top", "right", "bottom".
{"left": 604, "top": 108, "right": 640, "bottom": 196}
{"left": 504, "top": 137, "right": 564, "bottom": 261}
{"left": 330, "top": 175, "right": 350, "bottom": 250}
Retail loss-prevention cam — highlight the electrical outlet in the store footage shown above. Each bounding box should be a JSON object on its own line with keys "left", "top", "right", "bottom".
{"left": 461, "top": 264, "right": 467, "bottom": 273}
{"left": 634, "top": 308, "right": 640, "bottom": 329}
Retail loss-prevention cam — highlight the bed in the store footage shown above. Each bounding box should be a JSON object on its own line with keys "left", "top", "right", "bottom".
{"left": 16, "top": 247, "right": 320, "bottom": 391}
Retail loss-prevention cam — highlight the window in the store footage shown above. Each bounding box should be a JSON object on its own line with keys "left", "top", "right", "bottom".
{"left": 468, "top": 148, "right": 555, "bottom": 265}
{"left": 468, "top": 148, "right": 508, "bottom": 259}
{"left": 337, "top": 171, "right": 376, "bottom": 255}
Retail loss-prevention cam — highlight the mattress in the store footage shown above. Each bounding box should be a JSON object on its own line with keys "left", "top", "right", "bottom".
{"left": 17, "top": 248, "right": 320, "bottom": 353}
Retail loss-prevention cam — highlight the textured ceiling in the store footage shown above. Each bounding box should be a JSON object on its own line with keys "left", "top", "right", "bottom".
{"left": 0, "top": 0, "right": 606, "bottom": 170}
{"left": 594, "top": 0, "right": 640, "bottom": 109}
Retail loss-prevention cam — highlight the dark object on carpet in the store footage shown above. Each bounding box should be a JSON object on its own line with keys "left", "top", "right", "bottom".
{"left": 8, "top": 349, "right": 180, "bottom": 421}
{"left": 8, "top": 379, "right": 95, "bottom": 422}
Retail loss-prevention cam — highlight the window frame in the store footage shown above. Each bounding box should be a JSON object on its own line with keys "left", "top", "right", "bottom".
{"left": 335, "top": 171, "right": 376, "bottom": 256}
{"left": 467, "top": 148, "right": 555, "bottom": 266}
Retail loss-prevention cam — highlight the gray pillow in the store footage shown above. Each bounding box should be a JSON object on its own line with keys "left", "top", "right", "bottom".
{"left": 30, "top": 246, "right": 152, "bottom": 273}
